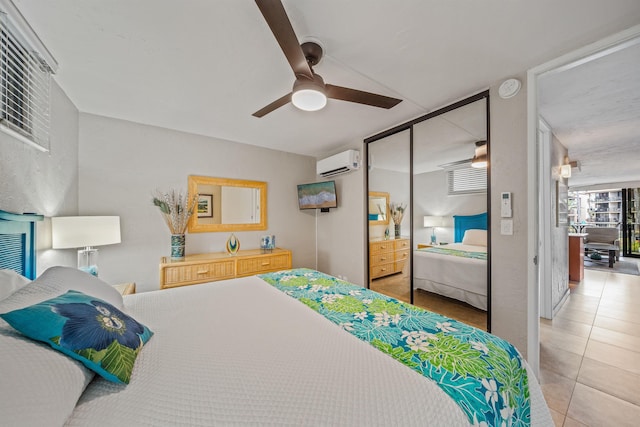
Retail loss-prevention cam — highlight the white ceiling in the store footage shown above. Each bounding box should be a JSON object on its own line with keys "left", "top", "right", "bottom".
{"left": 538, "top": 38, "right": 640, "bottom": 189}
{"left": 370, "top": 98, "right": 487, "bottom": 174}
{"left": 12, "top": 0, "right": 640, "bottom": 162}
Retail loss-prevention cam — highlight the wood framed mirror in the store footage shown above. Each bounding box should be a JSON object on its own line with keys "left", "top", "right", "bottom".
{"left": 368, "top": 191, "right": 390, "bottom": 225}
{"left": 187, "top": 175, "right": 267, "bottom": 232}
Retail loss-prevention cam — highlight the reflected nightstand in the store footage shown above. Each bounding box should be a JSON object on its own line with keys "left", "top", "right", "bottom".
{"left": 113, "top": 282, "right": 136, "bottom": 295}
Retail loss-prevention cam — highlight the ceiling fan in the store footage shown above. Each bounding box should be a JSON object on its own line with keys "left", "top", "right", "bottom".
{"left": 252, "top": 0, "right": 402, "bottom": 118}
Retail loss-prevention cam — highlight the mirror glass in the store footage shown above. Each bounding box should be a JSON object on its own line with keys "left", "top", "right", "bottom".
{"left": 412, "top": 97, "right": 489, "bottom": 330}
{"left": 368, "top": 191, "right": 389, "bottom": 224}
{"left": 187, "top": 175, "right": 267, "bottom": 232}
{"left": 367, "top": 129, "right": 412, "bottom": 303}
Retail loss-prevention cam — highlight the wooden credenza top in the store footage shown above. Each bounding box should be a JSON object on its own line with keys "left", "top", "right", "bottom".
{"left": 160, "top": 248, "right": 291, "bottom": 289}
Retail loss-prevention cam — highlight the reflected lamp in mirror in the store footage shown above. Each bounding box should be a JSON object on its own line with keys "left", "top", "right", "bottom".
{"left": 471, "top": 141, "right": 488, "bottom": 169}
{"left": 51, "top": 216, "right": 121, "bottom": 276}
{"left": 423, "top": 216, "right": 443, "bottom": 245}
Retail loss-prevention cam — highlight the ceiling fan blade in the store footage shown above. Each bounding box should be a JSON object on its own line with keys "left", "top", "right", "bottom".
{"left": 326, "top": 85, "right": 402, "bottom": 109}
{"left": 252, "top": 92, "right": 292, "bottom": 117}
{"left": 255, "top": 0, "right": 313, "bottom": 80}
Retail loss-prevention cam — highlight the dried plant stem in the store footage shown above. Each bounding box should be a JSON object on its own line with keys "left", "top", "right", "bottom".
{"left": 152, "top": 189, "right": 197, "bottom": 234}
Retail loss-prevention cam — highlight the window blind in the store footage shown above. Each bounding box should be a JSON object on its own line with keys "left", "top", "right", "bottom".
{"left": 447, "top": 166, "right": 487, "bottom": 195}
{"left": 0, "top": 10, "right": 53, "bottom": 151}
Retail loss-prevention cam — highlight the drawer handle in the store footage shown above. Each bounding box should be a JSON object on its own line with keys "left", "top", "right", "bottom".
{"left": 381, "top": 257, "right": 386, "bottom": 261}
{"left": 381, "top": 268, "right": 387, "bottom": 271}
{"left": 197, "top": 270, "right": 209, "bottom": 274}
{"left": 261, "top": 262, "right": 270, "bottom": 266}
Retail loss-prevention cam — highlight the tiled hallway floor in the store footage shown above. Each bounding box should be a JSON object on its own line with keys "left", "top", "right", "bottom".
{"left": 539, "top": 264, "right": 640, "bottom": 426}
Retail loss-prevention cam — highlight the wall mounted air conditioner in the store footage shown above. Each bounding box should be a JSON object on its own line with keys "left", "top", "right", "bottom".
{"left": 316, "top": 149, "right": 361, "bottom": 178}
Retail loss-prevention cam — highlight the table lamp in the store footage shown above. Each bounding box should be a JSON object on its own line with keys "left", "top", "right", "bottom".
{"left": 52, "top": 216, "right": 121, "bottom": 276}
{"left": 423, "top": 216, "right": 443, "bottom": 245}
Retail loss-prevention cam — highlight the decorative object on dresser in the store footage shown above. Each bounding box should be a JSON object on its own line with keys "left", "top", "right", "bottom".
{"left": 51, "top": 216, "right": 121, "bottom": 276}
{"left": 226, "top": 233, "right": 240, "bottom": 256}
{"left": 389, "top": 202, "right": 406, "bottom": 238}
{"left": 159, "top": 248, "right": 292, "bottom": 289}
{"left": 260, "top": 235, "right": 275, "bottom": 253}
{"left": 152, "top": 189, "right": 197, "bottom": 261}
{"left": 369, "top": 238, "right": 409, "bottom": 279}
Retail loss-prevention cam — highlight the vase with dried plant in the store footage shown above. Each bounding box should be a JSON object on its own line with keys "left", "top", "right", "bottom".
{"left": 390, "top": 202, "right": 406, "bottom": 238}
{"left": 152, "top": 189, "right": 197, "bottom": 260}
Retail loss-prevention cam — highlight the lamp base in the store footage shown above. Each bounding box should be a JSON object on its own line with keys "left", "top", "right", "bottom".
{"left": 78, "top": 247, "right": 99, "bottom": 276}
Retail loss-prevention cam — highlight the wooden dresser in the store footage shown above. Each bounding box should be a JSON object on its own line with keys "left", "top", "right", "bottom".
{"left": 159, "top": 248, "right": 292, "bottom": 289}
{"left": 369, "top": 238, "right": 410, "bottom": 279}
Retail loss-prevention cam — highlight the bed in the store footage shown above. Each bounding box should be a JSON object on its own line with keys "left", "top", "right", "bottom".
{"left": 0, "top": 214, "right": 551, "bottom": 426}
{"left": 414, "top": 212, "right": 488, "bottom": 310}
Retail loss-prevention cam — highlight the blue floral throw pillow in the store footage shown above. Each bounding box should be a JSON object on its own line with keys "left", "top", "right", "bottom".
{"left": 0, "top": 290, "right": 153, "bottom": 384}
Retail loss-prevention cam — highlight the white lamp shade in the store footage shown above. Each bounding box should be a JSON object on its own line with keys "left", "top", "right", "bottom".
{"left": 560, "top": 164, "right": 572, "bottom": 178}
{"left": 52, "top": 216, "right": 121, "bottom": 249}
{"left": 423, "top": 216, "right": 443, "bottom": 227}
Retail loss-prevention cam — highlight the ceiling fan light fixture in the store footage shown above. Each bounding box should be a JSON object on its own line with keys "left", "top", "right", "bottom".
{"left": 471, "top": 140, "right": 488, "bottom": 169}
{"left": 292, "top": 88, "right": 327, "bottom": 111}
{"left": 292, "top": 75, "right": 327, "bottom": 111}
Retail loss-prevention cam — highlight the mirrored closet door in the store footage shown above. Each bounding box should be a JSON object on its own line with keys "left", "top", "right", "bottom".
{"left": 366, "top": 92, "right": 491, "bottom": 331}
{"left": 367, "top": 130, "right": 412, "bottom": 303}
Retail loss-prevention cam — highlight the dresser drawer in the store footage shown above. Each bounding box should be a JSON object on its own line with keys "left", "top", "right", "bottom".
{"left": 371, "top": 253, "right": 394, "bottom": 265}
{"left": 162, "top": 260, "right": 235, "bottom": 288}
{"left": 370, "top": 263, "right": 395, "bottom": 279}
{"left": 236, "top": 253, "right": 291, "bottom": 277}
{"left": 394, "top": 239, "right": 410, "bottom": 250}
{"left": 395, "top": 250, "right": 409, "bottom": 262}
{"left": 370, "top": 241, "right": 394, "bottom": 255}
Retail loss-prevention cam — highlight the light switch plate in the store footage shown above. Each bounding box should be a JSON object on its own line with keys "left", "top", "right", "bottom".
{"left": 501, "top": 219, "right": 513, "bottom": 235}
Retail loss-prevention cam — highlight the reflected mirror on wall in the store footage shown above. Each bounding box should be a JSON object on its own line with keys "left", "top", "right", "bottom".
{"left": 367, "top": 129, "right": 412, "bottom": 304}
{"left": 366, "top": 92, "right": 490, "bottom": 331}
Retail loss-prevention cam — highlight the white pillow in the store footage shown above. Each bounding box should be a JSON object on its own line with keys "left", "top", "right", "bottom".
{"left": 0, "top": 267, "right": 124, "bottom": 426}
{"left": 462, "top": 229, "right": 487, "bottom": 246}
{"left": 0, "top": 269, "right": 31, "bottom": 301}
{"left": 0, "top": 266, "right": 123, "bottom": 313}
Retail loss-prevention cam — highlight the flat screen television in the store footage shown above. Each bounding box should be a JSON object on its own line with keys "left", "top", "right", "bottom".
{"left": 297, "top": 181, "right": 337, "bottom": 210}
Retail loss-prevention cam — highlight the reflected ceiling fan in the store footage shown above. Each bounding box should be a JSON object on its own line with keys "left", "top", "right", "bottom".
{"left": 252, "top": 0, "right": 402, "bottom": 118}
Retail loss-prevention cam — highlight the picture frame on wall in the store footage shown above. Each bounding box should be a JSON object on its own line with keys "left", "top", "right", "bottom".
{"left": 197, "top": 194, "right": 213, "bottom": 218}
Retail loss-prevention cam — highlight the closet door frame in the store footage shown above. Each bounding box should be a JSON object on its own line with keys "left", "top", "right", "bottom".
{"left": 364, "top": 90, "right": 491, "bottom": 331}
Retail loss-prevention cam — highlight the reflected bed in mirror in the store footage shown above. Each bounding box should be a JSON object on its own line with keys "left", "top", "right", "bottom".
{"left": 368, "top": 191, "right": 389, "bottom": 224}
{"left": 187, "top": 175, "right": 267, "bottom": 232}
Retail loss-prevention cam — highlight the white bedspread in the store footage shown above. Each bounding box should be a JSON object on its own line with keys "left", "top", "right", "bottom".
{"left": 414, "top": 243, "right": 487, "bottom": 310}
{"left": 65, "top": 275, "right": 551, "bottom": 426}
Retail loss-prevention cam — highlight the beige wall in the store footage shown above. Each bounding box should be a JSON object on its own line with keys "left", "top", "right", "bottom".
{"left": 0, "top": 80, "right": 79, "bottom": 274}
{"left": 315, "top": 141, "right": 367, "bottom": 286}
{"left": 78, "top": 114, "right": 318, "bottom": 291}
{"left": 551, "top": 134, "right": 570, "bottom": 314}
{"left": 489, "top": 73, "right": 531, "bottom": 357}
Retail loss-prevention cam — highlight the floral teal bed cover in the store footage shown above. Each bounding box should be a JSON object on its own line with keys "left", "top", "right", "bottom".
{"left": 259, "top": 268, "right": 529, "bottom": 426}
{"left": 418, "top": 246, "right": 488, "bottom": 261}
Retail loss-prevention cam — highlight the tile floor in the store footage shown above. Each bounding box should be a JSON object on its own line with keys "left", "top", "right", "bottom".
{"left": 539, "top": 263, "right": 640, "bottom": 426}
